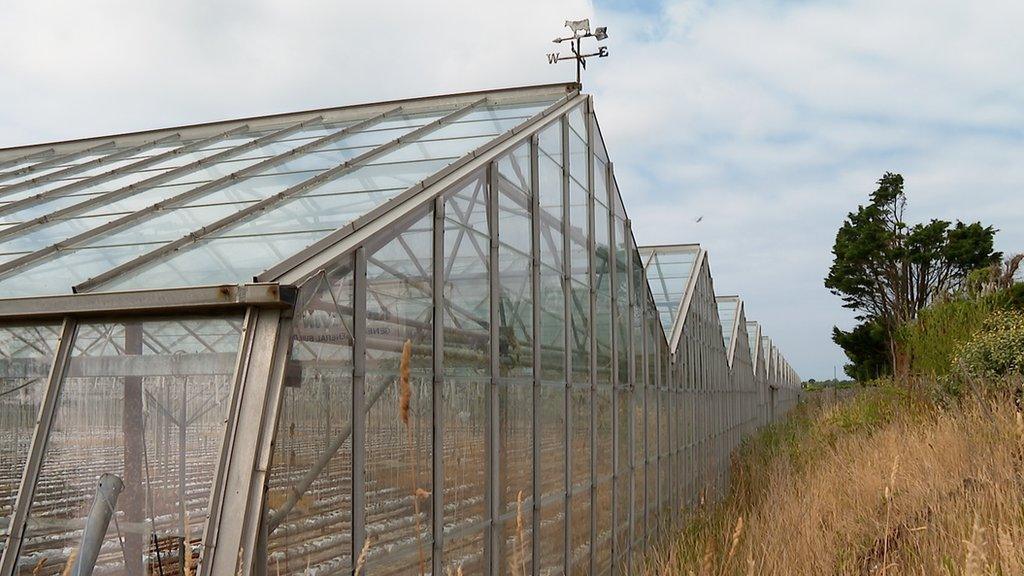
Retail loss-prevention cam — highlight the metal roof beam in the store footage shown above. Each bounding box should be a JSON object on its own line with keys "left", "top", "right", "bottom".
{"left": 0, "top": 148, "right": 55, "bottom": 172}
{"left": 0, "top": 134, "right": 182, "bottom": 198}
{"left": 0, "top": 125, "right": 251, "bottom": 219}
{"left": 0, "top": 112, "right": 388, "bottom": 280}
{"left": 0, "top": 83, "right": 577, "bottom": 158}
{"left": 0, "top": 140, "right": 116, "bottom": 184}
{"left": 0, "top": 283, "right": 294, "bottom": 320}
{"left": 76, "top": 99, "right": 487, "bottom": 293}
{"left": 0, "top": 117, "right": 324, "bottom": 241}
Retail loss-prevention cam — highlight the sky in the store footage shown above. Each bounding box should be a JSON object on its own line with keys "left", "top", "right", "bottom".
{"left": 2, "top": 0, "right": 1022, "bottom": 379}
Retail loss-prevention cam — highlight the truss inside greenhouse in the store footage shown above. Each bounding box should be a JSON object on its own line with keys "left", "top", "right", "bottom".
{"left": 0, "top": 83, "right": 800, "bottom": 576}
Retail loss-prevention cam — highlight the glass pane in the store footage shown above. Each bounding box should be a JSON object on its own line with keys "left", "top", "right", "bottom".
{"left": 570, "top": 280, "right": 590, "bottom": 385}
{"left": 0, "top": 323, "right": 61, "bottom": 553}
{"left": 497, "top": 143, "right": 533, "bottom": 379}
{"left": 15, "top": 316, "right": 244, "bottom": 575}
{"left": 443, "top": 174, "right": 489, "bottom": 377}
{"left": 496, "top": 382, "right": 533, "bottom": 575}
{"left": 442, "top": 174, "right": 490, "bottom": 547}
{"left": 102, "top": 230, "right": 329, "bottom": 291}
{"left": 265, "top": 263, "right": 355, "bottom": 575}
{"left": 538, "top": 272, "right": 566, "bottom": 382}
{"left": 363, "top": 210, "right": 433, "bottom": 574}
{"left": 0, "top": 243, "right": 158, "bottom": 298}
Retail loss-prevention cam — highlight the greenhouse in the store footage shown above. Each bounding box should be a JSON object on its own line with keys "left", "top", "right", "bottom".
{"left": 0, "top": 83, "right": 800, "bottom": 576}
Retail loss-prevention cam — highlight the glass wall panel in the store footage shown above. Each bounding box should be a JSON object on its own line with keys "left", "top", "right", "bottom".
{"left": 265, "top": 262, "right": 355, "bottom": 575}
{"left": 494, "top": 141, "right": 534, "bottom": 573}
{"left": 613, "top": 388, "right": 632, "bottom": 566}
{"left": 537, "top": 383, "right": 566, "bottom": 575}
{"left": 496, "top": 382, "right": 532, "bottom": 575}
{"left": 0, "top": 323, "right": 61, "bottom": 555}
{"left": 570, "top": 488, "right": 590, "bottom": 576}
{"left": 614, "top": 219, "right": 629, "bottom": 387}
{"left": 363, "top": 210, "right": 433, "bottom": 574}
{"left": 496, "top": 142, "right": 534, "bottom": 379}
{"left": 440, "top": 172, "right": 491, "bottom": 573}
{"left": 14, "top": 316, "right": 244, "bottom": 575}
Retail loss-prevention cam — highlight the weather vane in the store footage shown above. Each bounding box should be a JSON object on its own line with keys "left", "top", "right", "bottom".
{"left": 547, "top": 19, "right": 609, "bottom": 85}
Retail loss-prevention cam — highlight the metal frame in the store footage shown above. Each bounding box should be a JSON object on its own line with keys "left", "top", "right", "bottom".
{"left": 73, "top": 103, "right": 440, "bottom": 291}
{"left": 0, "top": 84, "right": 804, "bottom": 576}
{"left": 0, "top": 116, "right": 321, "bottom": 240}
{"left": 0, "top": 318, "right": 76, "bottom": 573}
{"left": 263, "top": 92, "right": 583, "bottom": 286}
{"left": 0, "top": 125, "right": 250, "bottom": 219}
{"left": 486, "top": 160, "right": 500, "bottom": 575}
{"left": 0, "top": 148, "right": 54, "bottom": 173}
{"left": 559, "top": 111, "right": 573, "bottom": 576}
{"left": 203, "top": 306, "right": 290, "bottom": 575}
{"left": 0, "top": 283, "right": 294, "bottom": 320}
{"left": 0, "top": 140, "right": 115, "bottom": 183}
{"left": 0, "top": 133, "right": 182, "bottom": 197}
{"left": 0, "top": 113, "right": 360, "bottom": 278}
{"left": 351, "top": 246, "right": 368, "bottom": 571}
{"left": 529, "top": 133, "right": 542, "bottom": 574}
{"left": 430, "top": 195, "right": 446, "bottom": 576}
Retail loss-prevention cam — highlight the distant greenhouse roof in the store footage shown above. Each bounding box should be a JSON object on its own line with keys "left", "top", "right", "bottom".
{"left": 637, "top": 244, "right": 700, "bottom": 338}
{"left": 0, "top": 84, "right": 571, "bottom": 297}
{"left": 716, "top": 296, "right": 740, "bottom": 358}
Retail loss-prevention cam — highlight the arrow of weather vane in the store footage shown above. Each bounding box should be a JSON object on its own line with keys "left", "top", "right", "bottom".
{"left": 547, "top": 19, "right": 609, "bottom": 84}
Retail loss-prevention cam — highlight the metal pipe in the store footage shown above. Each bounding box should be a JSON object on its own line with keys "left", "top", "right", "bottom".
{"left": 71, "top": 473, "right": 124, "bottom": 576}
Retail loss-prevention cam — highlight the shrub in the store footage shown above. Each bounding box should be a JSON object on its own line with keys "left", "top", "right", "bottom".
{"left": 953, "top": 310, "right": 1024, "bottom": 377}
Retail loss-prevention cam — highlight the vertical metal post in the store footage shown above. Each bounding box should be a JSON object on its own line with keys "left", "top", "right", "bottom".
{"left": 529, "top": 134, "right": 542, "bottom": 574}
{"left": 585, "top": 96, "right": 598, "bottom": 576}
{"left": 352, "top": 248, "right": 368, "bottom": 573}
{"left": 560, "top": 113, "right": 573, "bottom": 576}
{"left": 487, "top": 161, "right": 501, "bottom": 576}
{"left": 122, "top": 322, "right": 144, "bottom": 576}
{"left": 202, "top": 307, "right": 289, "bottom": 576}
{"left": 432, "top": 196, "right": 446, "bottom": 576}
{"left": 606, "top": 161, "right": 619, "bottom": 575}
{"left": 624, "top": 220, "right": 635, "bottom": 571}
{"left": 0, "top": 318, "right": 76, "bottom": 573}
{"left": 640, "top": 291, "right": 648, "bottom": 549}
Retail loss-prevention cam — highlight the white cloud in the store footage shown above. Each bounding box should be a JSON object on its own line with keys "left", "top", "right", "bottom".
{"left": 590, "top": 0, "right": 1024, "bottom": 378}
{"left": 1, "top": 0, "right": 1020, "bottom": 378}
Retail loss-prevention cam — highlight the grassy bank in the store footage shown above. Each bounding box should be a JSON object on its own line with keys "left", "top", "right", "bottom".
{"left": 643, "top": 384, "right": 1024, "bottom": 575}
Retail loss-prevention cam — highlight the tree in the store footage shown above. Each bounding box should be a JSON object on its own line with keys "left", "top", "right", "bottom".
{"left": 832, "top": 320, "right": 890, "bottom": 381}
{"left": 826, "top": 173, "right": 1000, "bottom": 377}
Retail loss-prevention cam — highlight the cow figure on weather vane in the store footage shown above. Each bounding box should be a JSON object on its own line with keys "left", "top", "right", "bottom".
{"left": 547, "top": 19, "right": 610, "bottom": 85}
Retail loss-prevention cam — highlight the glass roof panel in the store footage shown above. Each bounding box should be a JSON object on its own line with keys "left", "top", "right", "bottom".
{"left": 0, "top": 92, "right": 561, "bottom": 298}
{"left": 746, "top": 322, "right": 759, "bottom": 362}
{"left": 0, "top": 243, "right": 158, "bottom": 297}
{"left": 717, "top": 299, "right": 738, "bottom": 353}
{"left": 642, "top": 248, "right": 699, "bottom": 337}
{"left": 103, "top": 230, "right": 330, "bottom": 290}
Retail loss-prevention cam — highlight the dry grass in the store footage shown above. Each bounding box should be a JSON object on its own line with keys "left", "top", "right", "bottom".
{"left": 643, "top": 383, "right": 1024, "bottom": 575}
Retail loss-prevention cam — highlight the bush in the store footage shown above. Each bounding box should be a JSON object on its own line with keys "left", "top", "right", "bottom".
{"left": 898, "top": 296, "right": 994, "bottom": 377}
{"left": 953, "top": 310, "right": 1024, "bottom": 377}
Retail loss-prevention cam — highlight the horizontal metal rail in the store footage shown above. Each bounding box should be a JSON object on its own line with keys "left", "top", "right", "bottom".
{"left": 0, "top": 140, "right": 116, "bottom": 184}
{"left": 0, "top": 134, "right": 183, "bottom": 199}
{"left": 0, "top": 117, "right": 325, "bottom": 241}
{"left": 0, "top": 282, "right": 294, "bottom": 319}
{"left": 76, "top": 99, "right": 487, "bottom": 292}
{"left": 0, "top": 112, "right": 396, "bottom": 280}
{"left": 0, "top": 125, "right": 251, "bottom": 219}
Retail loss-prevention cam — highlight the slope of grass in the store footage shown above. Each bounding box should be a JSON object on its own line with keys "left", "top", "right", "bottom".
{"left": 644, "top": 384, "right": 1024, "bottom": 575}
